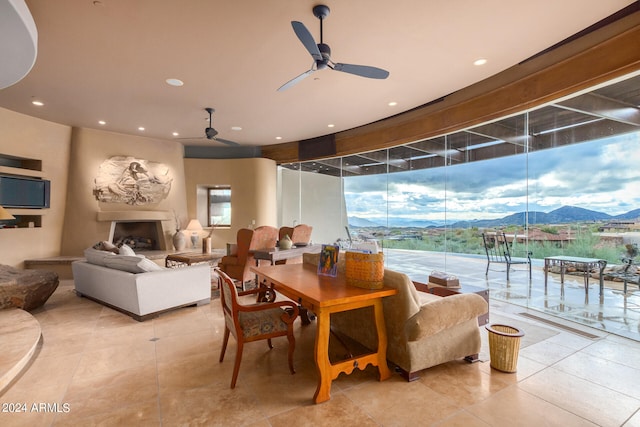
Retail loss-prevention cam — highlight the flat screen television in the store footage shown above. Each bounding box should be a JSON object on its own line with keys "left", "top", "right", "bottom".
{"left": 0, "top": 175, "right": 50, "bottom": 208}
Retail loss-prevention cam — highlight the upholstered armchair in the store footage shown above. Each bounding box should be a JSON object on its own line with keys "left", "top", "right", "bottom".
{"left": 216, "top": 269, "right": 298, "bottom": 388}
{"left": 218, "top": 226, "right": 278, "bottom": 288}
{"left": 277, "top": 224, "right": 313, "bottom": 264}
{"left": 302, "top": 253, "right": 488, "bottom": 381}
{"left": 279, "top": 224, "right": 313, "bottom": 245}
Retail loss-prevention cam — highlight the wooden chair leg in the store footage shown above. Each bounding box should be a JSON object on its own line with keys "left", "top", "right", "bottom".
{"left": 287, "top": 333, "right": 296, "bottom": 374}
{"left": 230, "top": 340, "right": 244, "bottom": 389}
{"left": 219, "top": 327, "right": 230, "bottom": 362}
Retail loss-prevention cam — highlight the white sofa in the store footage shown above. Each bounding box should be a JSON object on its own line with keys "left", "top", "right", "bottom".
{"left": 72, "top": 248, "right": 211, "bottom": 321}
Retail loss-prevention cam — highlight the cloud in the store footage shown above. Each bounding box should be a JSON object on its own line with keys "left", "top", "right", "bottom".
{"left": 344, "top": 132, "right": 640, "bottom": 219}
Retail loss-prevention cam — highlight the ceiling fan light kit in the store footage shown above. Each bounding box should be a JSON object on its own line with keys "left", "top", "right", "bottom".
{"left": 278, "top": 4, "right": 389, "bottom": 91}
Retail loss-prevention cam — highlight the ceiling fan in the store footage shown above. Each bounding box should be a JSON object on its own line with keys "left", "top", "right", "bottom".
{"left": 278, "top": 4, "right": 390, "bottom": 92}
{"left": 179, "top": 107, "right": 238, "bottom": 145}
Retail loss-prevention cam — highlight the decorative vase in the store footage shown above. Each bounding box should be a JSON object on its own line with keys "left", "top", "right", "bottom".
{"left": 279, "top": 234, "right": 293, "bottom": 250}
{"left": 172, "top": 230, "right": 186, "bottom": 251}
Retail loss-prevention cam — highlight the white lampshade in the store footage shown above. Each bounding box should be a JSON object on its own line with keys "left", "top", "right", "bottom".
{"left": 185, "top": 219, "right": 203, "bottom": 232}
{"left": 0, "top": 205, "right": 16, "bottom": 220}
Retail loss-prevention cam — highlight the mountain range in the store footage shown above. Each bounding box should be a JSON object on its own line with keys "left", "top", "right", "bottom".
{"left": 348, "top": 206, "right": 640, "bottom": 228}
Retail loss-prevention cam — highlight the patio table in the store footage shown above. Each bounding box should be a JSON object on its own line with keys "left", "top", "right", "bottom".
{"left": 544, "top": 256, "right": 607, "bottom": 295}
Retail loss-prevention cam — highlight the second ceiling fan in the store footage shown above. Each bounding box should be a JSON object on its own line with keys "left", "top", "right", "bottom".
{"left": 278, "top": 4, "right": 390, "bottom": 92}
{"left": 198, "top": 107, "right": 238, "bottom": 146}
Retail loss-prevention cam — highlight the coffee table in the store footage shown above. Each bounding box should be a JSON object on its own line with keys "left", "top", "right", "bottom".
{"left": 165, "top": 250, "right": 225, "bottom": 268}
{"left": 251, "top": 262, "right": 397, "bottom": 404}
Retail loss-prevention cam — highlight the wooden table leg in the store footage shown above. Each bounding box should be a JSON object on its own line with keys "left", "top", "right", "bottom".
{"left": 373, "top": 299, "right": 391, "bottom": 381}
{"left": 313, "top": 308, "right": 332, "bottom": 404}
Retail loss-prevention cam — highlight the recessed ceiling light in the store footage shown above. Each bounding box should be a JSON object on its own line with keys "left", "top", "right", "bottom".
{"left": 172, "top": 132, "right": 179, "bottom": 136}
{"left": 474, "top": 58, "right": 487, "bottom": 66}
{"left": 231, "top": 126, "right": 242, "bottom": 131}
{"left": 275, "top": 136, "right": 282, "bottom": 140}
{"left": 388, "top": 101, "right": 397, "bottom": 107}
{"left": 165, "top": 78, "right": 184, "bottom": 87}
{"left": 327, "top": 124, "right": 335, "bottom": 128}
{"left": 138, "top": 127, "right": 145, "bottom": 131}
{"left": 98, "top": 120, "right": 106, "bottom": 125}
{"left": 32, "top": 100, "right": 44, "bottom": 106}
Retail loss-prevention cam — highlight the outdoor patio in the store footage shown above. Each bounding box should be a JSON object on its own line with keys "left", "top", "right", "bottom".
{"left": 383, "top": 249, "right": 640, "bottom": 342}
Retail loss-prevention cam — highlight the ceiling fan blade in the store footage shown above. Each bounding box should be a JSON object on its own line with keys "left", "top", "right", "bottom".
{"left": 277, "top": 69, "right": 315, "bottom": 92}
{"left": 214, "top": 137, "right": 239, "bottom": 146}
{"left": 333, "top": 63, "right": 389, "bottom": 79}
{"left": 291, "top": 21, "right": 322, "bottom": 61}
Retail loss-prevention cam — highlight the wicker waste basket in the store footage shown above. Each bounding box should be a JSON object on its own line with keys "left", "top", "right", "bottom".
{"left": 486, "top": 324, "right": 525, "bottom": 373}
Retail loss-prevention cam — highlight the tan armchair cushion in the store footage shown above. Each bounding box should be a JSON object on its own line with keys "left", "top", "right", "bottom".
{"left": 405, "top": 293, "right": 488, "bottom": 341}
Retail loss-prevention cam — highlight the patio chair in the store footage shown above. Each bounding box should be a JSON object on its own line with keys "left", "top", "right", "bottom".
{"left": 482, "top": 232, "right": 532, "bottom": 281}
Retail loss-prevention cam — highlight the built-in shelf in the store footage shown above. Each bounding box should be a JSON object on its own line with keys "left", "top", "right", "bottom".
{"left": 0, "top": 165, "right": 43, "bottom": 178}
{"left": 0, "top": 154, "right": 42, "bottom": 172}
{"left": 0, "top": 215, "right": 41, "bottom": 228}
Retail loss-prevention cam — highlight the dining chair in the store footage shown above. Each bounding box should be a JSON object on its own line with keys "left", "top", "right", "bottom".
{"left": 216, "top": 268, "right": 299, "bottom": 388}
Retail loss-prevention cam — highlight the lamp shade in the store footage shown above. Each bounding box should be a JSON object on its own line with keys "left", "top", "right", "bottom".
{"left": 0, "top": 205, "right": 16, "bottom": 220}
{"left": 185, "top": 219, "right": 203, "bottom": 232}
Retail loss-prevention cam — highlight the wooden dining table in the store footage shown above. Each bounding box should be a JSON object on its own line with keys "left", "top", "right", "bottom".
{"left": 251, "top": 262, "right": 397, "bottom": 404}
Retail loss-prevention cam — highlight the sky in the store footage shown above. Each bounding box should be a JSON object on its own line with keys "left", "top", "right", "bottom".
{"left": 343, "top": 132, "right": 640, "bottom": 223}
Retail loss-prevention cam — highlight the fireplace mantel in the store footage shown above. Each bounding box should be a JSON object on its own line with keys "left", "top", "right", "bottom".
{"left": 96, "top": 211, "right": 173, "bottom": 222}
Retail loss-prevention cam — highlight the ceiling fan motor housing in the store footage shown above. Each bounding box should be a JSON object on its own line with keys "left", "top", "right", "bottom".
{"left": 205, "top": 127, "right": 218, "bottom": 139}
{"left": 317, "top": 43, "right": 331, "bottom": 69}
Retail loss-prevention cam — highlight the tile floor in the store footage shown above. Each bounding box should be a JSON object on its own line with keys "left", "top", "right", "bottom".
{"left": 1, "top": 250, "right": 639, "bottom": 426}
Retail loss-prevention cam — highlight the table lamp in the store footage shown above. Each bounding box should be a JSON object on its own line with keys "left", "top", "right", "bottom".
{"left": 0, "top": 205, "right": 16, "bottom": 220}
{"left": 185, "top": 219, "right": 203, "bottom": 249}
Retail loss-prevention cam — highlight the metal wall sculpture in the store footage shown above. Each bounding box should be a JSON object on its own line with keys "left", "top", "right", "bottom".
{"left": 93, "top": 156, "right": 173, "bottom": 205}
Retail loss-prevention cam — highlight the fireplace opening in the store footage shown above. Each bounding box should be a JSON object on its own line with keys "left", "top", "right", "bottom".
{"left": 109, "top": 221, "right": 165, "bottom": 250}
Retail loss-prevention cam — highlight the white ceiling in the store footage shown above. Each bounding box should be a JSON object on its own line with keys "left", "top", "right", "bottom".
{"left": 0, "top": 0, "right": 634, "bottom": 148}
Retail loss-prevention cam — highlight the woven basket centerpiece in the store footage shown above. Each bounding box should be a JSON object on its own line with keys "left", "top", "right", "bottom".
{"left": 345, "top": 252, "right": 384, "bottom": 289}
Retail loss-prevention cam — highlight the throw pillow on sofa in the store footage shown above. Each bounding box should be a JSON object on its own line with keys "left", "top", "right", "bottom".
{"left": 103, "top": 255, "right": 163, "bottom": 273}
{"left": 92, "top": 240, "right": 119, "bottom": 253}
{"left": 84, "top": 248, "right": 116, "bottom": 266}
{"left": 118, "top": 244, "right": 136, "bottom": 256}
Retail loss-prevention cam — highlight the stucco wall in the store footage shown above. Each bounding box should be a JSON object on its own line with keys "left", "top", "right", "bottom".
{"left": 184, "top": 157, "right": 277, "bottom": 250}
{"left": 60, "top": 127, "right": 188, "bottom": 255}
{"left": 0, "top": 107, "right": 72, "bottom": 267}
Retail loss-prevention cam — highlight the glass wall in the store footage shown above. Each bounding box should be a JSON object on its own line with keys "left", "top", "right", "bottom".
{"left": 278, "top": 73, "right": 640, "bottom": 270}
